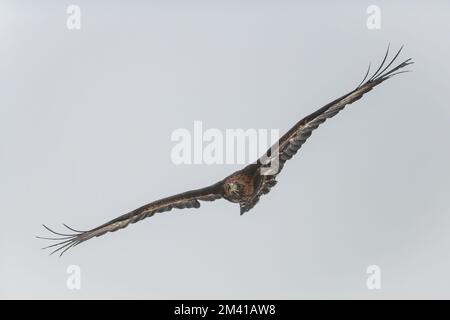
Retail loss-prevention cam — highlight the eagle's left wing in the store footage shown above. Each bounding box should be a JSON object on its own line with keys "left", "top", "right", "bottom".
{"left": 240, "top": 46, "right": 413, "bottom": 214}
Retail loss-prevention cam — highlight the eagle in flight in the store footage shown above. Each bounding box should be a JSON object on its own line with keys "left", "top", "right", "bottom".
{"left": 39, "top": 46, "right": 413, "bottom": 256}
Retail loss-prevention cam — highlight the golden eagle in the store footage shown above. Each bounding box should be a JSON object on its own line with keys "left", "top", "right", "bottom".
{"left": 39, "top": 46, "right": 413, "bottom": 256}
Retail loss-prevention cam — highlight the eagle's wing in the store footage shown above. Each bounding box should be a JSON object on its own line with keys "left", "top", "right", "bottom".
{"left": 240, "top": 46, "right": 413, "bottom": 214}
{"left": 38, "top": 182, "right": 224, "bottom": 256}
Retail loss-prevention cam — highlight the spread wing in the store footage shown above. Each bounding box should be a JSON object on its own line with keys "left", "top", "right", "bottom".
{"left": 38, "top": 182, "right": 224, "bottom": 256}
{"left": 240, "top": 46, "right": 413, "bottom": 214}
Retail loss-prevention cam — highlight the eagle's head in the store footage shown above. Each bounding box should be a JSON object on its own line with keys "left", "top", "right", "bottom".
{"left": 225, "top": 181, "right": 245, "bottom": 202}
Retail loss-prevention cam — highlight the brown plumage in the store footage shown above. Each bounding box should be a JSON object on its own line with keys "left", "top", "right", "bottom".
{"left": 38, "top": 46, "right": 413, "bottom": 256}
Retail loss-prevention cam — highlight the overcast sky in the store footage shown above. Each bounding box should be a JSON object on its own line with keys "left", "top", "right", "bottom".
{"left": 1, "top": 0, "right": 450, "bottom": 299}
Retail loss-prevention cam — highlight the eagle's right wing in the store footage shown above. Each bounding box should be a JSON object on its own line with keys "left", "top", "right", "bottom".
{"left": 39, "top": 182, "right": 224, "bottom": 256}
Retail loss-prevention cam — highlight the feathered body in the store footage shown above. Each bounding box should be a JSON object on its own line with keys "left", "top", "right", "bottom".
{"left": 39, "top": 46, "right": 413, "bottom": 256}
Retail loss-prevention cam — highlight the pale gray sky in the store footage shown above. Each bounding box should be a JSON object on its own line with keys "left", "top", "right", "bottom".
{"left": 1, "top": 0, "right": 450, "bottom": 299}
